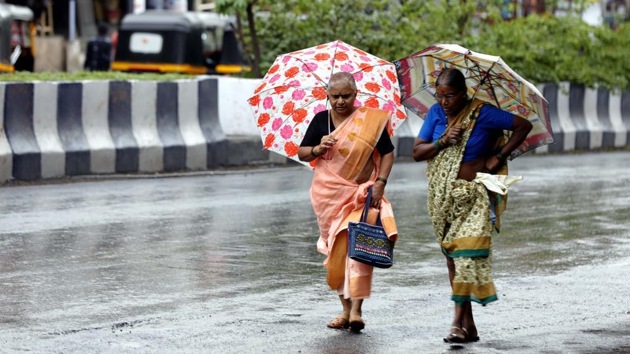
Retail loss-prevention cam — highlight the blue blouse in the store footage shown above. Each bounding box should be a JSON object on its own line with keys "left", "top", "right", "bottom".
{"left": 418, "top": 103, "right": 514, "bottom": 162}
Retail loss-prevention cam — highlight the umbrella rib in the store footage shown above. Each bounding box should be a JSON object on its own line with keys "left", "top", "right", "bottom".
{"left": 482, "top": 61, "right": 502, "bottom": 108}
{"left": 482, "top": 75, "right": 546, "bottom": 122}
{"left": 289, "top": 55, "right": 328, "bottom": 86}
{"left": 327, "top": 41, "right": 343, "bottom": 134}
{"left": 464, "top": 56, "right": 502, "bottom": 108}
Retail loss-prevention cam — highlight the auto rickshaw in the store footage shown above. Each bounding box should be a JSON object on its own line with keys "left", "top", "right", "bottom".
{"left": 0, "top": 3, "right": 34, "bottom": 73}
{"left": 112, "top": 11, "right": 250, "bottom": 75}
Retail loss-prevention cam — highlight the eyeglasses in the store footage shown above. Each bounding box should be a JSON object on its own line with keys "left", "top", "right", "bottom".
{"left": 330, "top": 93, "right": 354, "bottom": 100}
{"left": 433, "top": 92, "right": 463, "bottom": 102}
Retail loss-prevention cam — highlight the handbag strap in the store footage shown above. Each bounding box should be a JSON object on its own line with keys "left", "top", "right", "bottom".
{"left": 360, "top": 185, "right": 382, "bottom": 226}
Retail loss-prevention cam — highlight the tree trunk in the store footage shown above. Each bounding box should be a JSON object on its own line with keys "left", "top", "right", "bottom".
{"left": 234, "top": 11, "right": 254, "bottom": 70}
{"left": 246, "top": 2, "right": 261, "bottom": 77}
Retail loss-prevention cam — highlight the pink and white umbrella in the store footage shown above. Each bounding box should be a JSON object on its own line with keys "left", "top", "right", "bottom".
{"left": 248, "top": 39, "right": 407, "bottom": 166}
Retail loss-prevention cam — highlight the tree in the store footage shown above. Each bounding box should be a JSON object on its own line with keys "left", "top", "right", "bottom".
{"left": 215, "top": 0, "right": 263, "bottom": 77}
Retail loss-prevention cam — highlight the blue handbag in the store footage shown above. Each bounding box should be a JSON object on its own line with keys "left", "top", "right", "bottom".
{"left": 347, "top": 186, "right": 395, "bottom": 269}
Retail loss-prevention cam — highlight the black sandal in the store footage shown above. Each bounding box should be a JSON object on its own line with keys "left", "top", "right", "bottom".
{"left": 462, "top": 327, "right": 480, "bottom": 342}
{"left": 443, "top": 326, "right": 467, "bottom": 343}
{"left": 349, "top": 315, "right": 365, "bottom": 333}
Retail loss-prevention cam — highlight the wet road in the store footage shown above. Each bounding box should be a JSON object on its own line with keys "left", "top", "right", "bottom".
{"left": 1, "top": 151, "right": 629, "bottom": 353}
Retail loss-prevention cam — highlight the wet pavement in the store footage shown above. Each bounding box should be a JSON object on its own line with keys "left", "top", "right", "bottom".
{"left": 0, "top": 151, "right": 629, "bottom": 353}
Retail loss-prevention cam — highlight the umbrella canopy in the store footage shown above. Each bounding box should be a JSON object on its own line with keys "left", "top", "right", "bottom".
{"left": 395, "top": 43, "right": 554, "bottom": 159}
{"left": 248, "top": 39, "right": 407, "bottom": 166}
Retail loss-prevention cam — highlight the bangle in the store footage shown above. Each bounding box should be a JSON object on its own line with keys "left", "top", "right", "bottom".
{"left": 311, "top": 146, "right": 321, "bottom": 157}
{"left": 496, "top": 151, "right": 508, "bottom": 160}
{"left": 376, "top": 177, "right": 388, "bottom": 185}
{"left": 432, "top": 139, "right": 444, "bottom": 151}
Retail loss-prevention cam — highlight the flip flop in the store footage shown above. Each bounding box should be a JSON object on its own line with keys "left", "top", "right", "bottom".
{"left": 462, "top": 327, "right": 480, "bottom": 342}
{"left": 327, "top": 316, "right": 349, "bottom": 329}
{"left": 467, "top": 335, "right": 480, "bottom": 342}
{"left": 443, "top": 326, "right": 467, "bottom": 344}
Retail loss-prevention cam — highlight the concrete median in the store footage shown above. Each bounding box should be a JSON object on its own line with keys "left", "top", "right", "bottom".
{"left": 0, "top": 78, "right": 628, "bottom": 183}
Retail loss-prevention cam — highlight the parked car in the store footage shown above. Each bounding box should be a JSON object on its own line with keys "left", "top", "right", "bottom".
{"left": 112, "top": 10, "right": 250, "bottom": 75}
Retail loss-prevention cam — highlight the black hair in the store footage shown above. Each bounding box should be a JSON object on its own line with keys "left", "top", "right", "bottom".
{"left": 97, "top": 22, "right": 109, "bottom": 37}
{"left": 436, "top": 67, "right": 467, "bottom": 92}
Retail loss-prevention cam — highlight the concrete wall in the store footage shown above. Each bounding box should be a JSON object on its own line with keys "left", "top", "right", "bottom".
{"left": 1, "top": 77, "right": 629, "bottom": 183}
{"left": 394, "top": 82, "right": 630, "bottom": 157}
{"left": 0, "top": 76, "right": 267, "bottom": 182}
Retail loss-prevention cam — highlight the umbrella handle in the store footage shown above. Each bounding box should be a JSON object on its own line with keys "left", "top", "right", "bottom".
{"left": 327, "top": 109, "right": 331, "bottom": 135}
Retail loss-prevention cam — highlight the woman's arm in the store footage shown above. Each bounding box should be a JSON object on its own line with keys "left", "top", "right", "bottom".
{"left": 298, "top": 134, "right": 337, "bottom": 162}
{"left": 412, "top": 133, "right": 459, "bottom": 162}
{"left": 298, "top": 145, "right": 320, "bottom": 162}
{"left": 412, "top": 105, "right": 460, "bottom": 162}
{"left": 371, "top": 150, "right": 394, "bottom": 207}
{"left": 485, "top": 116, "right": 533, "bottom": 172}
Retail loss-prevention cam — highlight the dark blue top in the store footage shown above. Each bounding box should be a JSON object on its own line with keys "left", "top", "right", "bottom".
{"left": 418, "top": 103, "right": 514, "bottom": 162}
{"left": 84, "top": 36, "right": 112, "bottom": 71}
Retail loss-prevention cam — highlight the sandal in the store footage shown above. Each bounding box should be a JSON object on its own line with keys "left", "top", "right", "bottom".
{"left": 462, "top": 327, "right": 480, "bottom": 342}
{"left": 349, "top": 315, "right": 365, "bottom": 333}
{"left": 443, "top": 326, "right": 467, "bottom": 344}
{"left": 327, "top": 316, "right": 349, "bottom": 329}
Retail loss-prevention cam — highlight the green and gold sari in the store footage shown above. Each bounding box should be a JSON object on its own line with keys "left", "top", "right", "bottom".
{"left": 426, "top": 99, "right": 498, "bottom": 305}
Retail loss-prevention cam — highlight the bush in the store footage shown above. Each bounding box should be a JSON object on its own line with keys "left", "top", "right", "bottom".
{"left": 466, "top": 15, "right": 630, "bottom": 90}
{"left": 246, "top": 1, "right": 630, "bottom": 90}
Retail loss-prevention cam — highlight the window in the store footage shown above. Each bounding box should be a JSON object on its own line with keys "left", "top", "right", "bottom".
{"left": 129, "top": 32, "right": 163, "bottom": 54}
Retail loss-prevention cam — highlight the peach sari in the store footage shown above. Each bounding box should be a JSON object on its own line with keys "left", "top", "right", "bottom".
{"left": 310, "top": 107, "right": 398, "bottom": 300}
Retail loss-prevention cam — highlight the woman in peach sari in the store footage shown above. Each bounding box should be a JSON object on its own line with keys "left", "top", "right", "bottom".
{"left": 298, "top": 72, "right": 398, "bottom": 333}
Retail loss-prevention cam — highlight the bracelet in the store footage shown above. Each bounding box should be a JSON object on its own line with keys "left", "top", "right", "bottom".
{"left": 376, "top": 177, "right": 388, "bottom": 185}
{"left": 496, "top": 150, "right": 509, "bottom": 160}
{"left": 432, "top": 139, "right": 444, "bottom": 151}
{"left": 311, "top": 145, "right": 321, "bottom": 157}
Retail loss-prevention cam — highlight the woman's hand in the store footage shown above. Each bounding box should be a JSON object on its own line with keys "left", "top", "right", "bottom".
{"left": 444, "top": 124, "right": 464, "bottom": 145}
{"left": 371, "top": 182, "right": 384, "bottom": 208}
{"left": 372, "top": 151, "right": 393, "bottom": 208}
{"left": 315, "top": 134, "right": 337, "bottom": 156}
{"left": 485, "top": 155, "right": 505, "bottom": 174}
{"left": 480, "top": 116, "right": 533, "bottom": 173}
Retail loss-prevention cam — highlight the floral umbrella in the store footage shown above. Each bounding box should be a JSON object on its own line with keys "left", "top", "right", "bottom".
{"left": 248, "top": 39, "right": 407, "bottom": 167}
{"left": 394, "top": 43, "right": 554, "bottom": 159}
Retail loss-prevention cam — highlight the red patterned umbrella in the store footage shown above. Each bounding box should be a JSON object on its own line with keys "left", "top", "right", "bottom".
{"left": 248, "top": 39, "right": 407, "bottom": 166}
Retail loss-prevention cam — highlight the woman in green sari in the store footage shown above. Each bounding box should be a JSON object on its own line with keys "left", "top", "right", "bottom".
{"left": 412, "top": 68, "right": 532, "bottom": 343}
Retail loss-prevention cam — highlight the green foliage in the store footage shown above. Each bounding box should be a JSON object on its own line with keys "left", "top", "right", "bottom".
{"left": 215, "top": 0, "right": 251, "bottom": 12}
{"left": 251, "top": 0, "right": 492, "bottom": 67}
{"left": 221, "top": 0, "right": 630, "bottom": 90}
{"left": 466, "top": 15, "right": 630, "bottom": 90}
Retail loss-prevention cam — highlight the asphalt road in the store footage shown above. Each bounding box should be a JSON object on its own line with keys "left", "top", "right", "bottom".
{"left": 0, "top": 151, "right": 629, "bottom": 353}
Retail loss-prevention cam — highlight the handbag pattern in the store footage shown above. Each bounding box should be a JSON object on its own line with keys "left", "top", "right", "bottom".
{"left": 347, "top": 186, "right": 395, "bottom": 268}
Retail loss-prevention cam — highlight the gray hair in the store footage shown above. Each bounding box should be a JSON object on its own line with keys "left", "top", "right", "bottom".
{"left": 327, "top": 72, "right": 357, "bottom": 92}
